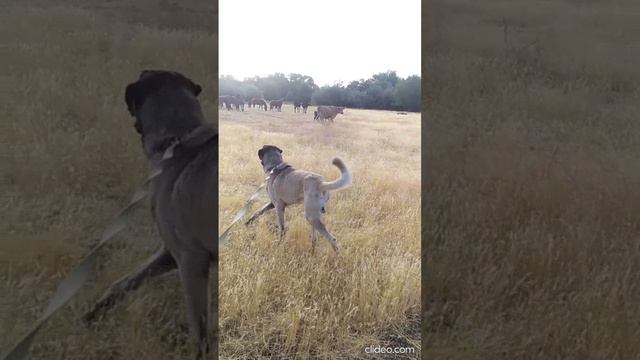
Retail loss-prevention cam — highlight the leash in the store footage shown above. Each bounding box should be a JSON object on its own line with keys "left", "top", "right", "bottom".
{"left": 2, "top": 142, "right": 179, "bottom": 360}
{"left": 2, "top": 128, "right": 264, "bottom": 359}
{"left": 217, "top": 182, "right": 266, "bottom": 245}
{"left": 218, "top": 164, "right": 286, "bottom": 245}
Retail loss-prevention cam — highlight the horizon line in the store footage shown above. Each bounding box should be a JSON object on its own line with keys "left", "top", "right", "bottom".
{"left": 219, "top": 70, "right": 422, "bottom": 87}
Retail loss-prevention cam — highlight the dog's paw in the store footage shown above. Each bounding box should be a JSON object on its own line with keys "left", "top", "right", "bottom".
{"left": 81, "top": 310, "right": 99, "bottom": 327}
{"left": 265, "top": 222, "right": 279, "bottom": 233}
{"left": 331, "top": 242, "right": 340, "bottom": 256}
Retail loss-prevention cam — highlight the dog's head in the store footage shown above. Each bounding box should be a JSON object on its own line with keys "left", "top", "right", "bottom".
{"left": 258, "top": 145, "right": 283, "bottom": 172}
{"left": 125, "top": 70, "right": 202, "bottom": 132}
{"left": 124, "top": 70, "right": 204, "bottom": 157}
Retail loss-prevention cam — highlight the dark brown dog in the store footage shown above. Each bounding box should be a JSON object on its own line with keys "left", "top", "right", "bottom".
{"left": 84, "top": 70, "right": 217, "bottom": 358}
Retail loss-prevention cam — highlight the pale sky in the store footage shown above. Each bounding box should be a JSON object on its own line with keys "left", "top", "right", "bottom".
{"left": 219, "top": 0, "right": 421, "bottom": 86}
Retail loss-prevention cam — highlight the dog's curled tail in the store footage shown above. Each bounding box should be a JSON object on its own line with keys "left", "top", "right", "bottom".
{"left": 319, "top": 158, "right": 352, "bottom": 192}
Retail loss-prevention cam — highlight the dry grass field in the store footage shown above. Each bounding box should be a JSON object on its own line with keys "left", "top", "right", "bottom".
{"left": 218, "top": 107, "right": 421, "bottom": 358}
{"left": 424, "top": 0, "right": 640, "bottom": 358}
{"left": 1, "top": 1, "right": 216, "bottom": 358}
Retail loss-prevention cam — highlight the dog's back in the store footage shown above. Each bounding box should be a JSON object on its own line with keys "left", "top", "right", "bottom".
{"left": 151, "top": 127, "right": 218, "bottom": 256}
{"left": 86, "top": 71, "right": 217, "bottom": 357}
{"left": 267, "top": 158, "right": 350, "bottom": 207}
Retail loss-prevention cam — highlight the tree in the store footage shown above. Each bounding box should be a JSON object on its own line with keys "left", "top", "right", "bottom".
{"left": 288, "top": 73, "right": 318, "bottom": 103}
{"left": 311, "top": 85, "right": 348, "bottom": 106}
{"left": 219, "top": 75, "right": 243, "bottom": 97}
{"left": 254, "top": 73, "right": 290, "bottom": 100}
{"left": 371, "top": 70, "right": 400, "bottom": 88}
{"left": 219, "top": 75, "right": 264, "bottom": 100}
{"left": 394, "top": 75, "right": 421, "bottom": 112}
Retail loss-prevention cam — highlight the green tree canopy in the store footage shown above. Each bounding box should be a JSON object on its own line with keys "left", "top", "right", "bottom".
{"left": 219, "top": 71, "right": 420, "bottom": 111}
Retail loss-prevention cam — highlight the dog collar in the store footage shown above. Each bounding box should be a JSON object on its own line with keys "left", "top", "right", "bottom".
{"left": 153, "top": 126, "right": 217, "bottom": 158}
{"left": 179, "top": 126, "right": 217, "bottom": 149}
{"left": 265, "top": 163, "right": 290, "bottom": 180}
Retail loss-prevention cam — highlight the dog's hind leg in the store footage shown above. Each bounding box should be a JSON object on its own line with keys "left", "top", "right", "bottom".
{"left": 178, "top": 252, "right": 211, "bottom": 359}
{"left": 83, "top": 248, "right": 176, "bottom": 324}
{"left": 309, "top": 218, "right": 339, "bottom": 255}
{"left": 245, "top": 202, "right": 274, "bottom": 225}
{"left": 276, "top": 202, "right": 286, "bottom": 240}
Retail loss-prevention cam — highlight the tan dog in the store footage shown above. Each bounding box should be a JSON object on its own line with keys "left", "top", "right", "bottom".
{"left": 245, "top": 145, "right": 352, "bottom": 254}
{"left": 83, "top": 70, "right": 217, "bottom": 359}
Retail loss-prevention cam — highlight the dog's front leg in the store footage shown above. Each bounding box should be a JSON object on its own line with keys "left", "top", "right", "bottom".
{"left": 245, "top": 202, "right": 275, "bottom": 225}
{"left": 83, "top": 248, "right": 177, "bottom": 324}
{"left": 178, "top": 253, "right": 211, "bottom": 359}
{"left": 311, "top": 228, "right": 318, "bottom": 254}
{"left": 276, "top": 203, "right": 286, "bottom": 240}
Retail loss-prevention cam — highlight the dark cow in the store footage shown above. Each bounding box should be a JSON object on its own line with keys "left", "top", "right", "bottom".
{"left": 219, "top": 95, "right": 232, "bottom": 110}
{"left": 249, "top": 97, "right": 260, "bottom": 108}
{"left": 269, "top": 99, "right": 284, "bottom": 112}
{"left": 231, "top": 96, "right": 244, "bottom": 111}
{"left": 252, "top": 98, "right": 268, "bottom": 111}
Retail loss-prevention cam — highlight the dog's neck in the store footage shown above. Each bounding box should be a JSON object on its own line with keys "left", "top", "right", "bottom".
{"left": 265, "top": 162, "right": 290, "bottom": 179}
{"left": 149, "top": 136, "right": 179, "bottom": 157}
{"left": 147, "top": 125, "right": 217, "bottom": 165}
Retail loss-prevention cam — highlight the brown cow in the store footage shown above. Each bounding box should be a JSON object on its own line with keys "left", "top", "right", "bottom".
{"left": 315, "top": 106, "right": 345, "bottom": 123}
{"left": 219, "top": 95, "right": 232, "bottom": 110}
{"left": 220, "top": 95, "right": 245, "bottom": 111}
{"left": 231, "top": 96, "right": 244, "bottom": 111}
{"left": 252, "top": 98, "right": 268, "bottom": 111}
{"left": 269, "top": 99, "right": 284, "bottom": 112}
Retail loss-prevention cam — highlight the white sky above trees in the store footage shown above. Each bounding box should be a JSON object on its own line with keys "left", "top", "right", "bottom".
{"left": 219, "top": 0, "right": 421, "bottom": 87}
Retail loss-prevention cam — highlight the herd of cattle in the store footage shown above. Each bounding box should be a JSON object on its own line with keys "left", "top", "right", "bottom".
{"left": 218, "top": 95, "right": 289, "bottom": 112}
{"left": 218, "top": 95, "right": 346, "bottom": 123}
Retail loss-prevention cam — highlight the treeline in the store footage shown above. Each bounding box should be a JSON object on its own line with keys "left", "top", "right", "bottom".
{"left": 219, "top": 73, "right": 318, "bottom": 104}
{"left": 312, "top": 72, "right": 421, "bottom": 112}
{"left": 219, "top": 70, "right": 421, "bottom": 112}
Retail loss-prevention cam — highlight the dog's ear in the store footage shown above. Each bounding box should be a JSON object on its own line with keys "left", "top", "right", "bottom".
{"left": 258, "top": 148, "right": 264, "bottom": 160}
{"left": 274, "top": 146, "right": 283, "bottom": 154}
{"left": 124, "top": 81, "right": 140, "bottom": 117}
{"left": 140, "top": 69, "right": 172, "bottom": 79}
{"left": 192, "top": 83, "right": 202, "bottom": 96}
{"left": 181, "top": 74, "right": 202, "bottom": 97}
{"left": 139, "top": 70, "right": 153, "bottom": 79}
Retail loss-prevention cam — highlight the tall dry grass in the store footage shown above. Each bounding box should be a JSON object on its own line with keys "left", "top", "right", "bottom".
{"left": 424, "top": 0, "right": 640, "bottom": 358}
{"left": 1, "top": 2, "right": 216, "bottom": 358}
{"left": 219, "top": 108, "right": 421, "bottom": 359}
